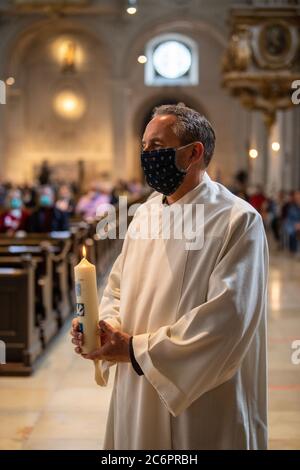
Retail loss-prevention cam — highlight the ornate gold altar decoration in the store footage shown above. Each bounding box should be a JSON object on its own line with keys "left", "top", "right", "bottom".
{"left": 12, "top": 0, "right": 90, "bottom": 13}
{"left": 13, "top": 0, "right": 88, "bottom": 4}
{"left": 222, "top": 3, "right": 300, "bottom": 128}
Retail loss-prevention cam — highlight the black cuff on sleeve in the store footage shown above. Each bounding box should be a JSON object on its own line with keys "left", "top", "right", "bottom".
{"left": 129, "top": 336, "right": 144, "bottom": 376}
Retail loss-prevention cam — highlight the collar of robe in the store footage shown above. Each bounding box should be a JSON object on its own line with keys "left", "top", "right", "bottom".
{"left": 161, "top": 171, "right": 209, "bottom": 206}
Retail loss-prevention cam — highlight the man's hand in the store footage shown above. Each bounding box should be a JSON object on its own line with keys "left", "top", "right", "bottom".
{"left": 71, "top": 317, "right": 107, "bottom": 353}
{"left": 70, "top": 318, "right": 131, "bottom": 363}
{"left": 70, "top": 317, "right": 84, "bottom": 354}
{"left": 82, "top": 321, "right": 131, "bottom": 363}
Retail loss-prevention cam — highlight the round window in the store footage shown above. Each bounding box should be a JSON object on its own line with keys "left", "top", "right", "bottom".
{"left": 153, "top": 40, "right": 192, "bottom": 79}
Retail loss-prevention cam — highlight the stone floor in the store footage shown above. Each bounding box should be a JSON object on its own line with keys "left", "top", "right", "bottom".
{"left": 0, "top": 251, "right": 299, "bottom": 450}
{"left": 267, "top": 252, "right": 300, "bottom": 450}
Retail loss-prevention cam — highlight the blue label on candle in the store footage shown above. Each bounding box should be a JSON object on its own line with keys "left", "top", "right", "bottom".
{"left": 78, "top": 323, "right": 84, "bottom": 333}
{"left": 75, "top": 282, "right": 81, "bottom": 297}
{"left": 76, "top": 303, "right": 85, "bottom": 316}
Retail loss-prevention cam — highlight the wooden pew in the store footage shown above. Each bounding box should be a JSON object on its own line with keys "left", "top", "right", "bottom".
{"left": 0, "top": 244, "right": 58, "bottom": 346}
{"left": 49, "top": 238, "right": 73, "bottom": 326}
{"left": 0, "top": 256, "right": 43, "bottom": 375}
{"left": 0, "top": 194, "right": 149, "bottom": 375}
{"left": 0, "top": 233, "right": 74, "bottom": 343}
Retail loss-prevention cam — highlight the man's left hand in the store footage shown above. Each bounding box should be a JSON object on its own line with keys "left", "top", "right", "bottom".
{"left": 82, "top": 320, "right": 131, "bottom": 363}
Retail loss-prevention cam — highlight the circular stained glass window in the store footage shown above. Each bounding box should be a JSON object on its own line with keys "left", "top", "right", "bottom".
{"left": 153, "top": 40, "right": 192, "bottom": 79}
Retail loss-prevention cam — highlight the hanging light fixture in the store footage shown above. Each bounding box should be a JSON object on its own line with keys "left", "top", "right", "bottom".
{"left": 271, "top": 142, "right": 280, "bottom": 152}
{"left": 249, "top": 148, "right": 258, "bottom": 159}
{"left": 6, "top": 77, "right": 15, "bottom": 86}
{"left": 137, "top": 55, "right": 147, "bottom": 64}
{"left": 127, "top": 0, "right": 137, "bottom": 15}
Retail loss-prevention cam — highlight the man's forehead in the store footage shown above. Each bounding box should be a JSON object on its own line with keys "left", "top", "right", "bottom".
{"left": 143, "top": 114, "right": 177, "bottom": 139}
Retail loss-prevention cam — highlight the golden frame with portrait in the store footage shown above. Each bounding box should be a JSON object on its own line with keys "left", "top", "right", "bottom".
{"left": 258, "top": 21, "right": 292, "bottom": 68}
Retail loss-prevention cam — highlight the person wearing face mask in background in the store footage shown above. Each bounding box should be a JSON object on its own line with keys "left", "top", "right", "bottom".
{"left": 0, "top": 189, "right": 30, "bottom": 234}
{"left": 55, "top": 184, "right": 76, "bottom": 216}
{"left": 75, "top": 181, "right": 112, "bottom": 221}
{"left": 71, "top": 103, "right": 269, "bottom": 450}
{"left": 27, "top": 185, "right": 69, "bottom": 233}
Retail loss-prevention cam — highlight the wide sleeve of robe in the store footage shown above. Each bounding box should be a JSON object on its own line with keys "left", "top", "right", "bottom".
{"left": 95, "top": 252, "right": 123, "bottom": 386}
{"left": 132, "top": 210, "right": 269, "bottom": 417}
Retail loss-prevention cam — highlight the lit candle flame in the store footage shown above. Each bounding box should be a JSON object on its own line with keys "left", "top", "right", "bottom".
{"left": 82, "top": 245, "right": 86, "bottom": 258}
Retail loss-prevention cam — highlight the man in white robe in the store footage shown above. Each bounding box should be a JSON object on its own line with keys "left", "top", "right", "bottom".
{"left": 71, "top": 104, "right": 268, "bottom": 450}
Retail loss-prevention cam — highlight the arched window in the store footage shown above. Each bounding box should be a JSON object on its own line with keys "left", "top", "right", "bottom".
{"left": 145, "top": 34, "right": 198, "bottom": 86}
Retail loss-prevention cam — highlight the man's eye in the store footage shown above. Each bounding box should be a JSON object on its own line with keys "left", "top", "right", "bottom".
{"left": 141, "top": 144, "right": 163, "bottom": 152}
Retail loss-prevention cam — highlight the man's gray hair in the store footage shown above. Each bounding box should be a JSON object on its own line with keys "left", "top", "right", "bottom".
{"left": 152, "top": 103, "right": 216, "bottom": 167}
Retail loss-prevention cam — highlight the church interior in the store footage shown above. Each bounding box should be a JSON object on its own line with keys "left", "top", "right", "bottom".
{"left": 0, "top": 0, "right": 300, "bottom": 451}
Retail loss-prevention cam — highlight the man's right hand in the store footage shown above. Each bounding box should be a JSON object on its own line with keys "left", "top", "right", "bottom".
{"left": 70, "top": 318, "right": 110, "bottom": 355}
{"left": 70, "top": 317, "right": 83, "bottom": 354}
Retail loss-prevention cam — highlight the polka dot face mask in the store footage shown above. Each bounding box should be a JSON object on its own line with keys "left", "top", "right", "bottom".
{"left": 141, "top": 145, "right": 192, "bottom": 196}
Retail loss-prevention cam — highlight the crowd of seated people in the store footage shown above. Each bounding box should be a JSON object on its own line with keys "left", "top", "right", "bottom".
{"left": 3, "top": 171, "right": 298, "bottom": 254}
{"left": 231, "top": 185, "right": 300, "bottom": 256}
{"left": 229, "top": 170, "right": 300, "bottom": 255}
{"left": 0, "top": 185, "right": 70, "bottom": 234}
{"left": 0, "top": 177, "right": 146, "bottom": 235}
{"left": 274, "top": 190, "right": 300, "bottom": 254}
{"left": 247, "top": 188, "right": 300, "bottom": 254}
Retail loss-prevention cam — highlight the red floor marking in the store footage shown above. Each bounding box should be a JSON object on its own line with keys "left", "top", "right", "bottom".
{"left": 269, "top": 384, "right": 300, "bottom": 391}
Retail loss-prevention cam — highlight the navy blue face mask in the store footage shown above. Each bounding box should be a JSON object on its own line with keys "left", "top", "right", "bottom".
{"left": 141, "top": 145, "right": 192, "bottom": 196}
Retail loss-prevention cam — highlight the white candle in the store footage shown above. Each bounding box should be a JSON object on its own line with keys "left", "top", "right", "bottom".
{"left": 74, "top": 246, "right": 100, "bottom": 354}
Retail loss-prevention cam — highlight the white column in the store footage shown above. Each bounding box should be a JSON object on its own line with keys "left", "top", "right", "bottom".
{"left": 266, "top": 113, "right": 282, "bottom": 194}
{"left": 249, "top": 111, "right": 268, "bottom": 187}
{"left": 280, "top": 109, "right": 294, "bottom": 191}
{"left": 111, "top": 78, "right": 130, "bottom": 180}
{"left": 291, "top": 106, "right": 300, "bottom": 189}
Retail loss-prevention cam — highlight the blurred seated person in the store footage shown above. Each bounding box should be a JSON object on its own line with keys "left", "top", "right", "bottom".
{"left": 249, "top": 185, "right": 269, "bottom": 224}
{"left": 38, "top": 160, "right": 51, "bottom": 186}
{"left": 283, "top": 190, "right": 300, "bottom": 253}
{"left": 128, "top": 178, "right": 144, "bottom": 195}
{"left": 56, "top": 184, "right": 76, "bottom": 216}
{"left": 76, "top": 181, "right": 112, "bottom": 220}
{"left": 0, "top": 189, "right": 30, "bottom": 234}
{"left": 269, "top": 190, "right": 286, "bottom": 243}
{"left": 0, "top": 182, "right": 7, "bottom": 208}
{"left": 229, "top": 170, "right": 249, "bottom": 201}
{"left": 0, "top": 182, "right": 13, "bottom": 209}
{"left": 282, "top": 190, "right": 293, "bottom": 220}
{"left": 111, "top": 179, "right": 130, "bottom": 205}
{"left": 22, "top": 184, "right": 37, "bottom": 209}
{"left": 27, "top": 186, "right": 69, "bottom": 233}
{"left": 249, "top": 185, "right": 267, "bottom": 213}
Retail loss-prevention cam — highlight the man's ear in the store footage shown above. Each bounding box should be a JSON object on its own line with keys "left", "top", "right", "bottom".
{"left": 192, "top": 142, "right": 205, "bottom": 163}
